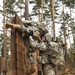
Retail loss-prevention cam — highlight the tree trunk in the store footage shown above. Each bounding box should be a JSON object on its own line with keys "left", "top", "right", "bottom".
{"left": 70, "top": 8, "right": 75, "bottom": 51}
{"left": 63, "top": 21, "right": 67, "bottom": 61}
{"left": 63, "top": 5, "right": 67, "bottom": 62}
{"left": 51, "top": 0, "right": 55, "bottom": 39}
{"left": 41, "top": 0, "right": 43, "bottom": 23}
{"left": 70, "top": 8, "right": 75, "bottom": 63}
{"left": 3, "top": 0, "right": 7, "bottom": 75}
{"left": 38, "top": 9, "right": 41, "bottom": 22}
{"left": 25, "top": 0, "right": 29, "bottom": 20}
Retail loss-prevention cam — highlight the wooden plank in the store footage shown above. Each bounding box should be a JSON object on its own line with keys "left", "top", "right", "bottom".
{"left": 6, "top": 23, "right": 21, "bottom": 29}
{"left": 17, "top": 62, "right": 23, "bottom": 70}
{"left": 16, "top": 32, "right": 21, "bottom": 40}
{"left": 10, "top": 28, "right": 17, "bottom": 75}
{"left": 17, "top": 53, "right": 22, "bottom": 62}
{"left": 16, "top": 32, "right": 22, "bottom": 46}
{"left": 15, "top": 14, "right": 25, "bottom": 25}
{"left": 0, "top": 57, "right": 7, "bottom": 72}
{"left": 32, "top": 49, "right": 39, "bottom": 75}
{"left": 17, "top": 69, "right": 24, "bottom": 75}
{"left": 16, "top": 45, "right": 22, "bottom": 54}
{"left": 10, "top": 15, "right": 40, "bottom": 75}
{"left": 16, "top": 42, "right": 22, "bottom": 48}
{"left": 20, "top": 38, "right": 25, "bottom": 48}
{"left": 16, "top": 31, "right": 27, "bottom": 75}
{"left": 10, "top": 15, "right": 27, "bottom": 75}
{"left": 10, "top": 17, "right": 16, "bottom": 23}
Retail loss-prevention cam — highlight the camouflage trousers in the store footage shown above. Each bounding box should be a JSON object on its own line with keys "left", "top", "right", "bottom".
{"left": 43, "top": 64, "right": 55, "bottom": 75}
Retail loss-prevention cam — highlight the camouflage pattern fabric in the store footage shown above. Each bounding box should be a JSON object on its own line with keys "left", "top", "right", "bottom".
{"left": 20, "top": 22, "right": 64, "bottom": 75}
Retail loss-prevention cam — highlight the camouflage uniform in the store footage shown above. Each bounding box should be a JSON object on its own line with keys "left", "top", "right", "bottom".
{"left": 20, "top": 23, "right": 64, "bottom": 75}
{"left": 30, "top": 32, "right": 65, "bottom": 75}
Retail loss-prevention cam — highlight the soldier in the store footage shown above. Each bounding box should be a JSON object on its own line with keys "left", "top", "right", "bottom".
{"left": 36, "top": 33, "right": 56, "bottom": 75}
{"left": 29, "top": 31, "right": 65, "bottom": 75}
{"left": 29, "top": 32, "right": 53, "bottom": 74}
{"left": 11, "top": 22, "right": 64, "bottom": 75}
{"left": 20, "top": 22, "right": 65, "bottom": 75}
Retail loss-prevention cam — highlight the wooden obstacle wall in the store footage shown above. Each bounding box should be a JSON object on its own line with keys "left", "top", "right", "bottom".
{"left": 16, "top": 31, "right": 26, "bottom": 75}
{"left": 9, "top": 14, "right": 43, "bottom": 75}
{"left": 10, "top": 15, "right": 26, "bottom": 75}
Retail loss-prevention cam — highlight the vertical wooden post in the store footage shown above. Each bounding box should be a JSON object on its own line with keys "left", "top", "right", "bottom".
{"left": 10, "top": 28, "right": 16, "bottom": 75}
{"left": 10, "top": 16, "right": 17, "bottom": 75}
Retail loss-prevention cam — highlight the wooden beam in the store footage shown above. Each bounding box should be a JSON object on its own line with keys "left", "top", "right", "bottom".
{"left": 15, "top": 14, "right": 25, "bottom": 25}
{"left": 6, "top": 23, "right": 21, "bottom": 29}
{"left": 10, "top": 15, "right": 17, "bottom": 75}
{"left": 6, "top": 14, "right": 33, "bottom": 30}
{"left": 10, "top": 28, "right": 17, "bottom": 75}
{"left": 15, "top": 14, "right": 32, "bottom": 26}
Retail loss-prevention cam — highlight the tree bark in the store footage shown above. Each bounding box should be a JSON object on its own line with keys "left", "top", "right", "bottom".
{"left": 25, "top": 0, "right": 29, "bottom": 20}
{"left": 41, "top": 0, "right": 43, "bottom": 23}
{"left": 70, "top": 8, "right": 75, "bottom": 51}
{"left": 63, "top": 5, "right": 67, "bottom": 62}
{"left": 51, "top": 0, "right": 55, "bottom": 39}
{"left": 3, "top": 0, "right": 7, "bottom": 74}
{"left": 38, "top": 9, "right": 41, "bottom": 21}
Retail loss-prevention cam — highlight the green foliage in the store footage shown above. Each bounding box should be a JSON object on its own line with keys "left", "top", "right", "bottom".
{"left": 35, "top": 0, "right": 42, "bottom": 8}
{"left": 59, "top": 12, "right": 73, "bottom": 37}
{"left": 59, "top": 0, "right": 75, "bottom": 8}
{"left": 68, "top": 47, "right": 75, "bottom": 64}
{"left": 18, "top": 0, "right": 24, "bottom": 3}
{"left": 32, "top": 0, "right": 60, "bottom": 20}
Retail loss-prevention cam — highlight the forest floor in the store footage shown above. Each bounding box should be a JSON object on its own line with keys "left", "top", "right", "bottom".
{"left": 57, "top": 63, "right": 75, "bottom": 75}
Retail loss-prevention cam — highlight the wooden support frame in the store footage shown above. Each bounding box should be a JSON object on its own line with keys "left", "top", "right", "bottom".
{"left": 9, "top": 14, "right": 26, "bottom": 75}
{"left": 10, "top": 15, "right": 17, "bottom": 75}
{"left": 6, "top": 14, "right": 43, "bottom": 75}
{"left": 10, "top": 28, "right": 17, "bottom": 75}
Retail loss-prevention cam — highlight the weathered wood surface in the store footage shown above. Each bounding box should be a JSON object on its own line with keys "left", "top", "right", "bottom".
{"left": 16, "top": 31, "right": 26, "bottom": 75}
{"left": 10, "top": 15, "right": 17, "bottom": 75}
{"left": 32, "top": 50, "right": 44, "bottom": 75}
{"left": 0, "top": 57, "right": 6, "bottom": 72}
{"left": 6, "top": 23, "right": 21, "bottom": 29}
{"left": 10, "top": 28, "right": 16, "bottom": 75}
{"left": 9, "top": 15, "right": 43, "bottom": 75}
{"left": 15, "top": 14, "right": 25, "bottom": 25}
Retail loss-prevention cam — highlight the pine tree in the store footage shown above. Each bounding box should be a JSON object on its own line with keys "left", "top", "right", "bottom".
{"left": 25, "top": 0, "right": 29, "bottom": 20}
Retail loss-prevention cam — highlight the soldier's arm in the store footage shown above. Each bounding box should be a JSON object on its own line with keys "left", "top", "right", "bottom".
{"left": 29, "top": 36, "right": 39, "bottom": 48}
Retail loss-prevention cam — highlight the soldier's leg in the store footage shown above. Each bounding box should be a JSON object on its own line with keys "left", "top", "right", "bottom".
{"left": 43, "top": 64, "right": 55, "bottom": 75}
